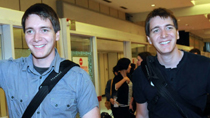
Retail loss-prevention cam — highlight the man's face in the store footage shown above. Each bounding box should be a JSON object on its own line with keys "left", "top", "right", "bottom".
{"left": 24, "top": 14, "right": 59, "bottom": 60}
{"left": 147, "top": 16, "right": 179, "bottom": 55}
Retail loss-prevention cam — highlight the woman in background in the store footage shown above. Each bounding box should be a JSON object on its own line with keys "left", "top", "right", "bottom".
{"left": 136, "top": 52, "right": 152, "bottom": 66}
{"left": 112, "top": 58, "right": 132, "bottom": 118}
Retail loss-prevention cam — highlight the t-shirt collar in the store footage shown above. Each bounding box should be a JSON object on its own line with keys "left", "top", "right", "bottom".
{"left": 23, "top": 48, "right": 63, "bottom": 74}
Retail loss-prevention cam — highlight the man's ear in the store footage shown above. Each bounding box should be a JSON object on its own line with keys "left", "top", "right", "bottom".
{"left": 147, "top": 36, "right": 152, "bottom": 44}
{"left": 176, "top": 31, "right": 180, "bottom": 40}
{"left": 55, "top": 31, "right": 60, "bottom": 41}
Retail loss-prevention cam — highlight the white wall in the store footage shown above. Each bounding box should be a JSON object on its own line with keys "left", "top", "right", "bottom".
{"left": 98, "top": 53, "right": 108, "bottom": 95}
{"left": 108, "top": 53, "right": 118, "bottom": 80}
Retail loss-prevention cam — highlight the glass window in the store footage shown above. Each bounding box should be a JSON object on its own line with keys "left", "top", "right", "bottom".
{"left": 131, "top": 43, "right": 146, "bottom": 58}
{"left": 13, "top": 28, "right": 30, "bottom": 59}
{"left": 70, "top": 34, "right": 95, "bottom": 84}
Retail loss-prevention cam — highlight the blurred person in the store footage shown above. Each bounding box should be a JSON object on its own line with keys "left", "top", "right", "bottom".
{"left": 189, "top": 48, "right": 210, "bottom": 117}
{"left": 136, "top": 52, "right": 152, "bottom": 66}
{"left": 112, "top": 58, "right": 133, "bottom": 118}
{"left": 105, "top": 66, "right": 118, "bottom": 104}
{"left": 189, "top": 48, "right": 201, "bottom": 55}
{"left": 105, "top": 66, "right": 118, "bottom": 116}
{"left": 129, "top": 63, "right": 136, "bottom": 75}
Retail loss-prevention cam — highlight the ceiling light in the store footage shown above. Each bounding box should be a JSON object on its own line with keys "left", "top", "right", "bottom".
{"left": 185, "top": 24, "right": 189, "bottom": 26}
{"left": 151, "top": 4, "right": 155, "bottom": 7}
{"left": 191, "top": 0, "right": 195, "bottom": 5}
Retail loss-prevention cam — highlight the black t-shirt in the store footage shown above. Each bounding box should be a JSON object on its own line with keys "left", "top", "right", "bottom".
{"left": 34, "top": 65, "right": 49, "bottom": 75}
{"left": 132, "top": 51, "right": 210, "bottom": 118}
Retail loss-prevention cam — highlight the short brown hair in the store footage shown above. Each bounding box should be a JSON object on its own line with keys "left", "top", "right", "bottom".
{"left": 22, "top": 3, "right": 60, "bottom": 33}
{"left": 145, "top": 8, "right": 178, "bottom": 36}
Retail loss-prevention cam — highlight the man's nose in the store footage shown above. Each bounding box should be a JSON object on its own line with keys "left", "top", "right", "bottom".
{"left": 34, "top": 32, "right": 41, "bottom": 42}
{"left": 161, "top": 29, "right": 168, "bottom": 38}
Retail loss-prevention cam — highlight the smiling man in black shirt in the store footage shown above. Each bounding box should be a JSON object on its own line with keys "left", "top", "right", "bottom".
{"left": 132, "top": 8, "right": 210, "bottom": 118}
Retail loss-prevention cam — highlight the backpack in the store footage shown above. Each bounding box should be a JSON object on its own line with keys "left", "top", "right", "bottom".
{"left": 100, "top": 112, "right": 111, "bottom": 118}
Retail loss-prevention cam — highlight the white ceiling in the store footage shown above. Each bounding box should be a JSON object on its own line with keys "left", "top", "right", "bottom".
{"left": 93, "top": 0, "right": 210, "bottom": 41}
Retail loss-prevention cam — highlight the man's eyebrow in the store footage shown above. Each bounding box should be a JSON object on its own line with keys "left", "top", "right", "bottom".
{"left": 150, "top": 24, "right": 175, "bottom": 31}
{"left": 25, "top": 26, "right": 52, "bottom": 31}
{"left": 165, "top": 24, "right": 174, "bottom": 27}
{"left": 25, "top": 27, "right": 33, "bottom": 31}
{"left": 40, "top": 26, "right": 52, "bottom": 29}
{"left": 150, "top": 26, "right": 159, "bottom": 31}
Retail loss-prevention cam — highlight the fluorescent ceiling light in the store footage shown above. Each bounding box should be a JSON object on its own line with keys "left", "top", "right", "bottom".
{"left": 191, "top": 0, "right": 195, "bottom": 5}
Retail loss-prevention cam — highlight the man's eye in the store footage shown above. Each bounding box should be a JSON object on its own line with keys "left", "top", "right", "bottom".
{"left": 26, "top": 30, "right": 33, "bottom": 34}
{"left": 166, "top": 26, "right": 174, "bottom": 30}
{"left": 42, "top": 29, "right": 49, "bottom": 32}
{"left": 152, "top": 29, "right": 159, "bottom": 33}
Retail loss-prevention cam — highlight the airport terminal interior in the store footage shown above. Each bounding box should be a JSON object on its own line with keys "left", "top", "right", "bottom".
{"left": 0, "top": 0, "right": 210, "bottom": 117}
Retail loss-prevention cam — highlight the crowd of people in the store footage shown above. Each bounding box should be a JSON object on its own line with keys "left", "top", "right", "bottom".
{"left": 0, "top": 2, "right": 209, "bottom": 118}
{"left": 105, "top": 52, "right": 151, "bottom": 118}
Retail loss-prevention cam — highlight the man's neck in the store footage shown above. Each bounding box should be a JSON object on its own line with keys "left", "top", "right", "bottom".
{"left": 33, "top": 52, "right": 56, "bottom": 68}
{"left": 157, "top": 49, "right": 184, "bottom": 69}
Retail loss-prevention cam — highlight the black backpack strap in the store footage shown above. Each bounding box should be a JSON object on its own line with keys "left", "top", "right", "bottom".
{"left": 141, "top": 56, "right": 203, "bottom": 118}
{"left": 22, "top": 60, "right": 79, "bottom": 118}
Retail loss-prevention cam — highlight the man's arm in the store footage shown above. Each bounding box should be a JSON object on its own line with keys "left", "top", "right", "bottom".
{"left": 82, "top": 107, "right": 100, "bottom": 118}
{"left": 136, "top": 102, "right": 149, "bottom": 118}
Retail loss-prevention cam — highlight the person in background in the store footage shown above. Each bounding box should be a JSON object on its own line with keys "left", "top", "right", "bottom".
{"left": 133, "top": 7, "right": 210, "bottom": 118}
{"left": 105, "top": 65, "right": 118, "bottom": 116}
{"left": 189, "top": 48, "right": 201, "bottom": 55}
{"left": 112, "top": 58, "right": 133, "bottom": 118}
{"left": 129, "top": 52, "right": 152, "bottom": 116}
{"left": 0, "top": 3, "right": 99, "bottom": 118}
{"left": 189, "top": 48, "right": 210, "bottom": 117}
{"left": 129, "top": 63, "right": 136, "bottom": 75}
{"left": 136, "top": 52, "right": 152, "bottom": 66}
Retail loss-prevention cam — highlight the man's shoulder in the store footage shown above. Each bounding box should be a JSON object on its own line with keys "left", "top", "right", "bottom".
{"left": 0, "top": 57, "right": 28, "bottom": 67}
{"left": 132, "top": 65, "right": 146, "bottom": 83}
{"left": 132, "top": 65, "right": 144, "bottom": 77}
{"left": 67, "top": 65, "right": 92, "bottom": 81}
{"left": 185, "top": 51, "right": 210, "bottom": 63}
{"left": 69, "top": 65, "right": 85, "bottom": 73}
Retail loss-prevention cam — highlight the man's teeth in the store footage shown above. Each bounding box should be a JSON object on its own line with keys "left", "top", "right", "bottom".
{"left": 160, "top": 41, "right": 170, "bottom": 44}
{"left": 35, "top": 45, "right": 45, "bottom": 48}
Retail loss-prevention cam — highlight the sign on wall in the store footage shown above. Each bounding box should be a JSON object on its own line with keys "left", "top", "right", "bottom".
{"left": 73, "top": 57, "right": 89, "bottom": 74}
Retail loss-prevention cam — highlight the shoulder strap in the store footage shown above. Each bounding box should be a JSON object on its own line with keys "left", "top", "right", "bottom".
{"left": 110, "top": 79, "right": 113, "bottom": 96}
{"left": 142, "top": 56, "right": 203, "bottom": 118}
{"left": 22, "top": 60, "right": 79, "bottom": 118}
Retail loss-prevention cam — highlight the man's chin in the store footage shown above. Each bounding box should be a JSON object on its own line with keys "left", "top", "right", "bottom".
{"left": 32, "top": 53, "right": 46, "bottom": 59}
